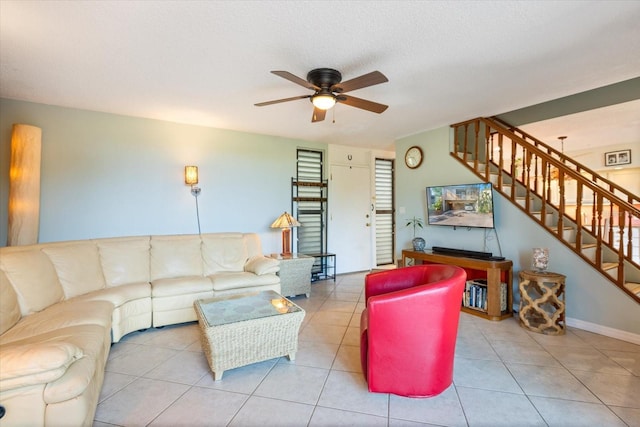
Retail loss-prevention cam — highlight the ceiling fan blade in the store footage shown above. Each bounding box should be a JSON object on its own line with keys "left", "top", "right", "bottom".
{"left": 254, "top": 95, "right": 311, "bottom": 107}
{"left": 333, "top": 71, "right": 388, "bottom": 93}
{"left": 337, "top": 95, "right": 388, "bottom": 113}
{"left": 271, "top": 71, "right": 319, "bottom": 90}
{"left": 311, "top": 107, "right": 326, "bottom": 122}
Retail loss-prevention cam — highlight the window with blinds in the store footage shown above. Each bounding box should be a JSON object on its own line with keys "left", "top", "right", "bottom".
{"left": 294, "top": 149, "right": 327, "bottom": 255}
{"left": 375, "top": 158, "right": 394, "bottom": 265}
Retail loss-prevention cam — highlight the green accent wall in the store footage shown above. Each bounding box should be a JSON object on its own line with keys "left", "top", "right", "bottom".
{"left": 395, "top": 127, "right": 640, "bottom": 337}
{"left": 0, "top": 98, "right": 325, "bottom": 251}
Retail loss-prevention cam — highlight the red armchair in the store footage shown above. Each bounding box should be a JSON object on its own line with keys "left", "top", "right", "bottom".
{"left": 360, "top": 264, "right": 466, "bottom": 397}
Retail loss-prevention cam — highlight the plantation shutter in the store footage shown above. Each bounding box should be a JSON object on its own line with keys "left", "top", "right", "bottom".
{"left": 375, "top": 158, "right": 394, "bottom": 265}
{"left": 294, "top": 149, "right": 327, "bottom": 254}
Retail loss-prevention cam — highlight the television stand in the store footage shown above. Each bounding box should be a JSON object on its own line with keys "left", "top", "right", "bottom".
{"left": 402, "top": 250, "right": 513, "bottom": 321}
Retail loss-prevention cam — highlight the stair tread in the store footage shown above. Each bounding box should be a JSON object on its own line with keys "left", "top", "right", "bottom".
{"left": 602, "top": 262, "right": 618, "bottom": 270}
{"left": 624, "top": 282, "right": 640, "bottom": 296}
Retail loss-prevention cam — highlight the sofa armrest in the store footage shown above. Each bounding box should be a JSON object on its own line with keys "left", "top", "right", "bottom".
{"left": 0, "top": 341, "right": 83, "bottom": 390}
{"left": 244, "top": 256, "right": 280, "bottom": 275}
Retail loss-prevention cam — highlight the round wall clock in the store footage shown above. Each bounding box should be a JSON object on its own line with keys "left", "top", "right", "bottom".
{"left": 405, "top": 146, "right": 423, "bottom": 169}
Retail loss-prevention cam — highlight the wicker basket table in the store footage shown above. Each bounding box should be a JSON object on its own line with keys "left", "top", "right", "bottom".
{"left": 269, "top": 253, "right": 315, "bottom": 297}
{"left": 194, "top": 290, "right": 305, "bottom": 380}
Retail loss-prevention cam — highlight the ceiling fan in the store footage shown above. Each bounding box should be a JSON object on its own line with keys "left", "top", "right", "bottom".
{"left": 255, "top": 68, "right": 389, "bottom": 122}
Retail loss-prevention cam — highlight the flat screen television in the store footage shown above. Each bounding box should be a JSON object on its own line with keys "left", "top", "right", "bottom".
{"left": 425, "top": 182, "right": 495, "bottom": 229}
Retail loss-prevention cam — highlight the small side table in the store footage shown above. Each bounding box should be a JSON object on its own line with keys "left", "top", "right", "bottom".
{"left": 306, "top": 252, "right": 336, "bottom": 282}
{"left": 269, "top": 253, "right": 315, "bottom": 298}
{"left": 518, "top": 270, "right": 566, "bottom": 335}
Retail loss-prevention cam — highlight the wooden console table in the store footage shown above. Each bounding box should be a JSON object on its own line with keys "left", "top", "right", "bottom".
{"left": 402, "top": 250, "right": 513, "bottom": 321}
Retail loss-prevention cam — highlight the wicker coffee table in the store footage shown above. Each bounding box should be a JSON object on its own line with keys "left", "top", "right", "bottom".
{"left": 194, "top": 290, "right": 305, "bottom": 380}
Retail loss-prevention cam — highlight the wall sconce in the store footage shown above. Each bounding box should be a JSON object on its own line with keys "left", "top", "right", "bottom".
{"left": 270, "top": 212, "right": 301, "bottom": 255}
{"left": 184, "top": 165, "right": 201, "bottom": 197}
{"left": 184, "top": 165, "right": 202, "bottom": 234}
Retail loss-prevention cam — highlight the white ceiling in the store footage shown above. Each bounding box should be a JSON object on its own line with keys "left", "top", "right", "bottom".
{"left": 1, "top": 1, "right": 639, "bottom": 151}
{"left": 520, "top": 99, "right": 640, "bottom": 153}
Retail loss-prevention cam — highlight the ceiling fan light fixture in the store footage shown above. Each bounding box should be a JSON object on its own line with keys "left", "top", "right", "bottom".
{"left": 312, "top": 93, "right": 336, "bottom": 110}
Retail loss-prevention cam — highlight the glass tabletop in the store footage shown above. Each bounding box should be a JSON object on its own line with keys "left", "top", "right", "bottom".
{"left": 196, "top": 290, "right": 302, "bottom": 327}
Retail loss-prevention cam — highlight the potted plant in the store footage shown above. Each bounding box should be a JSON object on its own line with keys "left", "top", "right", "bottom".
{"left": 406, "top": 216, "right": 426, "bottom": 251}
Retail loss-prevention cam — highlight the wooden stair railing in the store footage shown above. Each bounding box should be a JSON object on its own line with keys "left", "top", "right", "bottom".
{"left": 450, "top": 117, "right": 640, "bottom": 303}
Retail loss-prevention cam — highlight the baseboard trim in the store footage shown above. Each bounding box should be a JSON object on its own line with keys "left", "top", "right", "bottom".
{"left": 566, "top": 317, "right": 640, "bottom": 345}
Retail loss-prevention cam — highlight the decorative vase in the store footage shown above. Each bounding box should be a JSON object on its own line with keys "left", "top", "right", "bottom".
{"left": 532, "top": 248, "right": 549, "bottom": 272}
{"left": 412, "top": 237, "right": 426, "bottom": 251}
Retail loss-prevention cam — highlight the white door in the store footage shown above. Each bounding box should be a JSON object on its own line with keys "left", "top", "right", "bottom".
{"left": 329, "top": 164, "right": 372, "bottom": 273}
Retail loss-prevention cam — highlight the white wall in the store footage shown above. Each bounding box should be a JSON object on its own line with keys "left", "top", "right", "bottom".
{"left": 395, "top": 126, "right": 640, "bottom": 339}
{"left": 567, "top": 142, "right": 640, "bottom": 173}
{"left": 0, "top": 98, "right": 325, "bottom": 254}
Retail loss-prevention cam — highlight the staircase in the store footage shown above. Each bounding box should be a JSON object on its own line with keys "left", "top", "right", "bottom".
{"left": 450, "top": 117, "right": 640, "bottom": 304}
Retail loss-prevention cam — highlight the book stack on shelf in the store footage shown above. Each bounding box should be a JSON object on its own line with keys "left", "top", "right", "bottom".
{"left": 463, "top": 279, "right": 507, "bottom": 312}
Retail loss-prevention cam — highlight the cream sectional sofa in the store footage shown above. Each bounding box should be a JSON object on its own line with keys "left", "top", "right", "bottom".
{"left": 0, "top": 232, "right": 280, "bottom": 427}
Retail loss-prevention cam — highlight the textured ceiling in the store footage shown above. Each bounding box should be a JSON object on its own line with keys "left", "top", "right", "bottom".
{"left": 1, "top": 1, "right": 639, "bottom": 151}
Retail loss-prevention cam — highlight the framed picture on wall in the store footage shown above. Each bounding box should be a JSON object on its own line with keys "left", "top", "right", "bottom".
{"left": 604, "top": 149, "right": 631, "bottom": 167}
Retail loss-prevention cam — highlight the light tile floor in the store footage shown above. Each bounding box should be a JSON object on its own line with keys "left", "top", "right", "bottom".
{"left": 94, "top": 272, "right": 640, "bottom": 427}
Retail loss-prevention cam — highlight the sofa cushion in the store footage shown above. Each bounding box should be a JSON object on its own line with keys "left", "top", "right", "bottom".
{"left": 243, "top": 233, "right": 264, "bottom": 258}
{"left": 72, "top": 282, "right": 151, "bottom": 308}
{"left": 96, "top": 236, "right": 151, "bottom": 287}
{"left": 210, "top": 272, "right": 280, "bottom": 291}
{"left": 0, "top": 247, "right": 64, "bottom": 315}
{"left": 151, "top": 276, "right": 213, "bottom": 298}
{"left": 0, "top": 299, "right": 113, "bottom": 345}
{"left": 244, "top": 256, "right": 280, "bottom": 275}
{"left": 150, "top": 235, "right": 203, "bottom": 280}
{"left": 0, "top": 271, "right": 22, "bottom": 335}
{"left": 42, "top": 241, "right": 106, "bottom": 299}
{"left": 201, "top": 233, "right": 248, "bottom": 274}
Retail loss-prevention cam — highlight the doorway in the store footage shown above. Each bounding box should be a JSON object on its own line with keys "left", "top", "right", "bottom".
{"left": 329, "top": 164, "right": 372, "bottom": 273}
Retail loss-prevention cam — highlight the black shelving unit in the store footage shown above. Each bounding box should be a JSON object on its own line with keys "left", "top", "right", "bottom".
{"left": 306, "top": 252, "right": 336, "bottom": 282}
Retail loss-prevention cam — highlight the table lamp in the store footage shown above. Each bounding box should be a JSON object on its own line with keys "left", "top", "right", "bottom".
{"left": 271, "top": 212, "right": 301, "bottom": 255}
